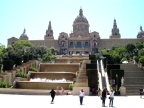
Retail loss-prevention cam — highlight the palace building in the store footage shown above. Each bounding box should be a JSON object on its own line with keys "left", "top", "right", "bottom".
{"left": 8, "top": 9, "right": 144, "bottom": 55}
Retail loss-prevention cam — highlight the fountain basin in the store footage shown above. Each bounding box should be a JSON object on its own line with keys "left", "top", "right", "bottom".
{"left": 31, "top": 72, "right": 76, "bottom": 80}
{"left": 40, "top": 63, "right": 79, "bottom": 72}
{"left": 16, "top": 81, "right": 73, "bottom": 90}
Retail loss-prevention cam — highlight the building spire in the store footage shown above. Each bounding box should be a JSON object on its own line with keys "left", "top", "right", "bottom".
{"left": 113, "top": 19, "right": 117, "bottom": 28}
{"left": 140, "top": 25, "right": 142, "bottom": 30}
{"left": 23, "top": 28, "right": 26, "bottom": 34}
{"left": 48, "top": 21, "right": 52, "bottom": 30}
{"left": 79, "top": 8, "right": 83, "bottom": 16}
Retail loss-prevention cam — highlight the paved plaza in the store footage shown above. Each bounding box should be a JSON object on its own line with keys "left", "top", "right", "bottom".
{"left": 0, "top": 94, "right": 143, "bottom": 108}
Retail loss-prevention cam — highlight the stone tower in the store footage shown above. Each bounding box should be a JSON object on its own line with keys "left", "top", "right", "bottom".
{"left": 44, "top": 21, "right": 54, "bottom": 40}
{"left": 109, "top": 19, "right": 121, "bottom": 39}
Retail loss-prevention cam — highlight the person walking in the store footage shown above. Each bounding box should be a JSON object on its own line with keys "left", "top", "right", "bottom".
{"left": 109, "top": 89, "right": 115, "bottom": 107}
{"left": 101, "top": 88, "right": 107, "bottom": 107}
{"left": 79, "top": 88, "right": 85, "bottom": 105}
{"left": 50, "top": 89, "right": 56, "bottom": 103}
{"left": 139, "top": 87, "right": 143, "bottom": 98}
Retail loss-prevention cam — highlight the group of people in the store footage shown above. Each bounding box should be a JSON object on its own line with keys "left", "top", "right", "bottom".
{"left": 50, "top": 87, "right": 115, "bottom": 107}
{"left": 98, "top": 87, "right": 115, "bottom": 107}
{"left": 139, "top": 87, "right": 144, "bottom": 98}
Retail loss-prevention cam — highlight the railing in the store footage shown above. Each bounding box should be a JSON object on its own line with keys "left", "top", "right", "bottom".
{"left": 100, "top": 60, "right": 110, "bottom": 91}
{"left": 97, "top": 60, "right": 102, "bottom": 90}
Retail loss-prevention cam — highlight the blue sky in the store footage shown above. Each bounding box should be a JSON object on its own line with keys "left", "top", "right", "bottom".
{"left": 0, "top": 0, "right": 144, "bottom": 47}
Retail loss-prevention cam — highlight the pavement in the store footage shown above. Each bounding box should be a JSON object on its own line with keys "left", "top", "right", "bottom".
{"left": 0, "top": 94, "right": 143, "bottom": 108}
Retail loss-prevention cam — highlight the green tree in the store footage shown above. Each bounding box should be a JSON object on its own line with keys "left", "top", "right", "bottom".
{"left": 50, "top": 47, "right": 58, "bottom": 55}
{"left": 139, "top": 48, "right": 144, "bottom": 56}
{"left": 125, "top": 43, "right": 136, "bottom": 53}
{"left": 42, "top": 51, "right": 53, "bottom": 62}
{"left": 12, "top": 40, "right": 33, "bottom": 49}
{"left": 0, "top": 43, "right": 5, "bottom": 63}
{"left": 110, "top": 50, "right": 120, "bottom": 64}
{"left": 139, "top": 56, "right": 144, "bottom": 66}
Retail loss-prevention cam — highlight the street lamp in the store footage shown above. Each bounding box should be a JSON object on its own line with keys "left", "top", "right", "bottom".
{"left": 116, "top": 74, "right": 118, "bottom": 95}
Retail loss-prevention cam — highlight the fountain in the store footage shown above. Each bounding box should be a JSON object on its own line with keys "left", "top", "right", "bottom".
{"left": 16, "top": 63, "right": 79, "bottom": 90}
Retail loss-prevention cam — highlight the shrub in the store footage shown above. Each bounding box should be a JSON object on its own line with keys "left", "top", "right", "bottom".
{"left": 139, "top": 56, "right": 144, "bottom": 66}
{"left": 69, "top": 84, "right": 74, "bottom": 90}
{"left": 29, "top": 67, "right": 38, "bottom": 72}
{"left": 16, "top": 72, "right": 27, "bottom": 78}
{"left": 0, "top": 82, "right": 7, "bottom": 88}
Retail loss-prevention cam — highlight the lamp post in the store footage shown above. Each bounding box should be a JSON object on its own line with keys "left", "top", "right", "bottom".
{"left": 116, "top": 74, "right": 118, "bottom": 95}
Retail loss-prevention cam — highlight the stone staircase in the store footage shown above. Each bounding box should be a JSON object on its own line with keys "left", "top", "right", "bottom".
{"left": 74, "top": 60, "right": 90, "bottom": 87}
{"left": 120, "top": 63, "right": 144, "bottom": 95}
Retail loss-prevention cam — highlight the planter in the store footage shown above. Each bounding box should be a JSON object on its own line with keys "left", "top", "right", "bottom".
{"left": 15, "top": 77, "right": 23, "bottom": 81}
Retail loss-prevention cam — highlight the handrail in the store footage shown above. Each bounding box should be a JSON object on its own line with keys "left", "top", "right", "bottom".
{"left": 97, "top": 60, "right": 102, "bottom": 90}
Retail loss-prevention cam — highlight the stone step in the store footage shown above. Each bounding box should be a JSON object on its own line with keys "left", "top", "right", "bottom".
{"left": 126, "top": 93, "right": 139, "bottom": 95}
{"left": 124, "top": 70, "right": 144, "bottom": 72}
{"left": 78, "top": 76, "right": 87, "bottom": 79}
{"left": 124, "top": 74, "right": 144, "bottom": 77}
{"left": 76, "top": 79, "right": 86, "bottom": 82}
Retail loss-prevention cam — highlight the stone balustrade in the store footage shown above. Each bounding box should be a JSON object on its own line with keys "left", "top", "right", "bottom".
{"left": 0, "top": 60, "right": 36, "bottom": 84}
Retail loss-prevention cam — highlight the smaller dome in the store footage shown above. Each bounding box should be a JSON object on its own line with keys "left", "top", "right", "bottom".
{"left": 138, "top": 26, "right": 144, "bottom": 35}
{"left": 19, "top": 29, "right": 28, "bottom": 40}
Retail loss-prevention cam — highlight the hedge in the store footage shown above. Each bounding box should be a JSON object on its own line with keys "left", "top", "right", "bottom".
{"left": 86, "top": 64, "right": 97, "bottom": 70}
{"left": 107, "top": 64, "right": 120, "bottom": 77}
{"left": 15, "top": 57, "right": 22, "bottom": 67}
{"left": 23, "top": 55, "right": 29, "bottom": 63}
{"left": 86, "top": 69, "right": 98, "bottom": 90}
{"left": 3, "top": 60, "right": 14, "bottom": 71}
{"left": 107, "top": 60, "right": 114, "bottom": 64}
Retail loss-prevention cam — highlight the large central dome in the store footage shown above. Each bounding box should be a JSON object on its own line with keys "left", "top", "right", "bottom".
{"left": 74, "top": 9, "right": 88, "bottom": 23}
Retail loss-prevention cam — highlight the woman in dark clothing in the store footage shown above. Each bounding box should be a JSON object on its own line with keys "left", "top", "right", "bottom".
{"left": 50, "top": 89, "right": 56, "bottom": 103}
{"left": 101, "top": 88, "right": 107, "bottom": 107}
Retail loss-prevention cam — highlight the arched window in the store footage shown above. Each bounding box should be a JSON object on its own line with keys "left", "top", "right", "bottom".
{"left": 77, "top": 42, "right": 82, "bottom": 48}
{"left": 62, "top": 35, "right": 64, "bottom": 38}
{"left": 85, "top": 42, "right": 89, "bottom": 48}
{"left": 115, "top": 33, "right": 117, "bottom": 35}
{"left": 61, "top": 41, "right": 65, "bottom": 47}
{"left": 94, "top": 35, "right": 96, "bottom": 37}
{"left": 70, "top": 42, "right": 74, "bottom": 48}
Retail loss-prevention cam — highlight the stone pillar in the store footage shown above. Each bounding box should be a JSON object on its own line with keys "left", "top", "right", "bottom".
{"left": 6, "top": 72, "right": 12, "bottom": 83}
{"left": 120, "top": 86, "right": 126, "bottom": 96}
{"left": 0, "top": 73, "right": 9, "bottom": 83}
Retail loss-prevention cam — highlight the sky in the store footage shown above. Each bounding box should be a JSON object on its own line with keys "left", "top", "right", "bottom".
{"left": 0, "top": 0, "right": 144, "bottom": 47}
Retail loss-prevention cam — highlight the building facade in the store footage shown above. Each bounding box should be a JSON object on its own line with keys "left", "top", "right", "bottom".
{"left": 8, "top": 9, "right": 144, "bottom": 55}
